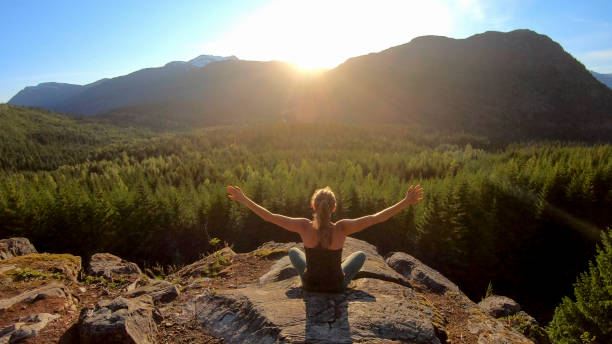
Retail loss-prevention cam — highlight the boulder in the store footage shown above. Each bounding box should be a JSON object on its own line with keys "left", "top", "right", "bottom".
{"left": 0, "top": 283, "right": 73, "bottom": 311}
{"left": 386, "top": 252, "right": 459, "bottom": 294}
{"left": 0, "top": 313, "right": 60, "bottom": 343}
{"left": 465, "top": 305, "right": 534, "bottom": 344}
{"left": 259, "top": 237, "right": 411, "bottom": 287}
{"left": 502, "top": 311, "right": 552, "bottom": 344}
{"left": 0, "top": 253, "right": 82, "bottom": 282}
{"left": 88, "top": 253, "right": 141, "bottom": 282}
{"left": 126, "top": 279, "right": 179, "bottom": 305}
{"left": 252, "top": 241, "right": 299, "bottom": 259}
{"left": 478, "top": 295, "right": 521, "bottom": 318}
{"left": 193, "top": 276, "right": 444, "bottom": 343}
{"left": 78, "top": 295, "right": 161, "bottom": 344}
{"left": 0, "top": 238, "right": 37, "bottom": 260}
{"left": 171, "top": 247, "right": 235, "bottom": 281}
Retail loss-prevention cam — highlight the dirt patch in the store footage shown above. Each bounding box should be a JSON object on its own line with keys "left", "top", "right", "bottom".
{"left": 157, "top": 319, "right": 224, "bottom": 344}
{"left": 418, "top": 285, "right": 479, "bottom": 344}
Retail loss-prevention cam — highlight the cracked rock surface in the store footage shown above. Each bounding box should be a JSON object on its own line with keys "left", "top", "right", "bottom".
{"left": 195, "top": 277, "right": 443, "bottom": 344}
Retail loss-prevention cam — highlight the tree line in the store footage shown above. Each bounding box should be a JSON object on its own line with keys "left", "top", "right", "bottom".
{"left": 1, "top": 105, "right": 611, "bottom": 327}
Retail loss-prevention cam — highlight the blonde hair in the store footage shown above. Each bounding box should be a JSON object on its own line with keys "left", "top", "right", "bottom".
{"left": 311, "top": 186, "right": 337, "bottom": 248}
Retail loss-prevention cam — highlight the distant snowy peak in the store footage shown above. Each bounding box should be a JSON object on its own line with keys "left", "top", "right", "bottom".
{"left": 188, "top": 55, "right": 238, "bottom": 68}
{"left": 163, "top": 55, "right": 238, "bottom": 69}
{"left": 26, "top": 82, "right": 77, "bottom": 90}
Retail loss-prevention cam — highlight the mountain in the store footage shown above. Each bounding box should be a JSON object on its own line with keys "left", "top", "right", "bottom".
{"left": 8, "top": 55, "right": 237, "bottom": 115}
{"left": 592, "top": 71, "right": 612, "bottom": 89}
{"left": 9, "top": 30, "right": 612, "bottom": 141}
{"left": 317, "top": 29, "right": 612, "bottom": 141}
{"left": 101, "top": 60, "right": 303, "bottom": 128}
{"left": 8, "top": 82, "right": 86, "bottom": 109}
{"left": 107, "top": 29, "right": 612, "bottom": 141}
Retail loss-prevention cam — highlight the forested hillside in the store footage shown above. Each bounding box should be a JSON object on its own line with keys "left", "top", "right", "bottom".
{"left": 0, "top": 105, "right": 152, "bottom": 170}
{"left": 1, "top": 106, "right": 610, "bottom": 323}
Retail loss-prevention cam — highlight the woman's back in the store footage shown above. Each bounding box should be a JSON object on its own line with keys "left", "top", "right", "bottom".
{"left": 303, "top": 245, "right": 344, "bottom": 292}
{"left": 300, "top": 221, "right": 346, "bottom": 250}
{"left": 226, "top": 184, "right": 424, "bottom": 292}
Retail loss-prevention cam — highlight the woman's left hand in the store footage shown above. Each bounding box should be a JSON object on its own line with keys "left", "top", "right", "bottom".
{"left": 404, "top": 184, "right": 424, "bottom": 205}
{"left": 226, "top": 185, "right": 247, "bottom": 203}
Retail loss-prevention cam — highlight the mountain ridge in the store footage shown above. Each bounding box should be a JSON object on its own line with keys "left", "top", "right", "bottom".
{"left": 592, "top": 70, "right": 612, "bottom": 89}
{"left": 8, "top": 30, "right": 612, "bottom": 142}
{"left": 8, "top": 54, "right": 237, "bottom": 114}
{"left": 103, "top": 29, "right": 612, "bottom": 141}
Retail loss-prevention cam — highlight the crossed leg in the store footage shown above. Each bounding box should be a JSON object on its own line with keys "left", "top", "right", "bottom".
{"left": 289, "top": 248, "right": 366, "bottom": 289}
{"left": 288, "top": 247, "right": 307, "bottom": 285}
{"left": 342, "top": 251, "right": 366, "bottom": 288}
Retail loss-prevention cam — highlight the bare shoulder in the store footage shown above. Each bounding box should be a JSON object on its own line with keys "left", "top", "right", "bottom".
{"left": 334, "top": 219, "right": 345, "bottom": 228}
{"left": 295, "top": 217, "right": 314, "bottom": 233}
{"left": 335, "top": 215, "right": 377, "bottom": 235}
{"left": 334, "top": 219, "right": 348, "bottom": 232}
{"left": 268, "top": 214, "right": 312, "bottom": 234}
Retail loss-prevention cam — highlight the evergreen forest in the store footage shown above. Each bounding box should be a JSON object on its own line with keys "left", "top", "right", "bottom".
{"left": 1, "top": 104, "right": 611, "bottom": 328}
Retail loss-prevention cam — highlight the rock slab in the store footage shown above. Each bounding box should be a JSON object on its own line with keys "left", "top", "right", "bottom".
{"left": 194, "top": 277, "right": 443, "bottom": 344}
{"left": 0, "top": 313, "right": 60, "bottom": 344}
{"left": 386, "top": 251, "right": 459, "bottom": 294}
{"left": 126, "top": 279, "right": 179, "bottom": 305}
{"left": 171, "top": 247, "right": 235, "bottom": 281}
{"left": 0, "top": 238, "right": 37, "bottom": 260}
{"left": 478, "top": 295, "right": 521, "bottom": 318}
{"left": 0, "top": 283, "right": 73, "bottom": 311}
{"left": 88, "top": 253, "right": 142, "bottom": 281}
{"left": 79, "top": 295, "right": 161, "bottom": 344}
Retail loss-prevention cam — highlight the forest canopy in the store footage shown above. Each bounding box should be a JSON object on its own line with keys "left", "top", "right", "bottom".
{"left": 1, "top": 104, "right": 611, "bottom": 324}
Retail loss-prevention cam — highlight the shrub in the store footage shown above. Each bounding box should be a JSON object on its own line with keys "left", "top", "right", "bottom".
{"left": 9, "top": 268, "right": 45, "bottom": 282}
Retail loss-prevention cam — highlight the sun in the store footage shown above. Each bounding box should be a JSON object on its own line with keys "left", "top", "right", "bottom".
{"left": 290, "top": 56, "right": 336, "bottom": 71}
{"left": 204, "top": 0, "right": 454, "bottom": 69}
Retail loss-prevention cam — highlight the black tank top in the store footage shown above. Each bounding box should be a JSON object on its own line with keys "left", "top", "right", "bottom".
{"left": 303, "top": 246, "right": 344, "bottom": 293}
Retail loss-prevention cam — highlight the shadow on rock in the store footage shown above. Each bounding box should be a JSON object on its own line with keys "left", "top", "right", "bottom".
{"left": 285, "top": 287, "right": 376, "bottom": 344}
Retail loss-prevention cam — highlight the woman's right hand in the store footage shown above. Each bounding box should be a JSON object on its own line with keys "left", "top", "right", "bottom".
{"left": 404, "top": 184, "right": 424, "bottom": 205}
{"left": 226, "top": 185, "right": 247, "bottom": 203}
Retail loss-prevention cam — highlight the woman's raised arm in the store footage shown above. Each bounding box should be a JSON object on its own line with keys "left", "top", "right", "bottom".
{"left": 226, "top": 186, "right": 310, "bottom": 234}
{"left": 337, "top": 185, "right": 424, "bottom": 236}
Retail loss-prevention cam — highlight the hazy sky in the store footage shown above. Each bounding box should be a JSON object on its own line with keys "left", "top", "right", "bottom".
{"left": 1, "top": 0, "right": 611, "bottom": 102}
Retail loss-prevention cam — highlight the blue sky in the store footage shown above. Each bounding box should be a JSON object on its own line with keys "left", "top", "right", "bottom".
{"left": 1, "top": 0, "right": 611, "bottom": 102}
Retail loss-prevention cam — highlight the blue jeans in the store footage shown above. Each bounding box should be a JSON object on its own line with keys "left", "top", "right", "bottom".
{"left": 288, "top": 248, "right": 366, "bottom": 288}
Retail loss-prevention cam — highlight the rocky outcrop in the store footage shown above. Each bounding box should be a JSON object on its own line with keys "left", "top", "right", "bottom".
{"left": 78, "top": 295, "right": 161, "bottom": 344}
{"left": 0, "top": 238, "right": 37, "bottom": 260}
{"left": 475, "top": 297, "right": 552, "bottom": 344}
{"left": 505, "top": 311, "right": 552, "bottom": 344}
{"left": 126, "top": 279, "right": 179, "bottom": 305}
{"left": 0, "top": 313, "right": 60, "bottom": 343}
{"left": 88, "top": 253, "right": 142, "bottom": 282}
{"left": 478, "top": 295, "right": 521, "bottom": 318}
{"left": 386, "top": 251, "right": 459, "bottom": 293}
{"left": 188, "top": 237, "right": 533, "bottom": 343}
{"left": 171, "top": 247, "right": 235, "bottom": 281}
{"left": 194, "top": 277, "right": 444, "bottom": 343}
{"left": 0, "top": 236, "right": 536, "bottom": 343}
{"left": 0, "top": 283, "right": 73, "bottom": 311}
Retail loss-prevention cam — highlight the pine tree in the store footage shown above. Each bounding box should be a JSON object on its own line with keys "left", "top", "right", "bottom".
{"left": 548, "top": 228, "right": 612, "bottom": 344}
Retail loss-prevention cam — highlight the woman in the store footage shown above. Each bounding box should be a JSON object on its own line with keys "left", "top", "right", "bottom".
{"left": 226, "top": 185, "right": 424, "bottom": 292}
